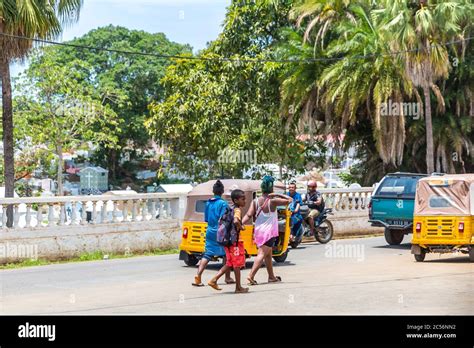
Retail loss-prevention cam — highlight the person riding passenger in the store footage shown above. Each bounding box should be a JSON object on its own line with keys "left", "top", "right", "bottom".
{"left": 305, "top": 180, "right": 324, "bottom": 235}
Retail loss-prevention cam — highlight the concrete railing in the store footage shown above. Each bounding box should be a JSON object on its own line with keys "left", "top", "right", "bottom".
{"left": 316, "top": 188, "right": 373, "bottom": 211}
{"left": 0, "top": 188, "right": 375, "bottom": 230}
{"left": 0, "top": 193, "right": 186, "bottom": 230}
{"left": 0, "top": 188, "right": 378, "bottom": 262}
{"left": 296, "top": 187, "right": 378, "bottom": 236}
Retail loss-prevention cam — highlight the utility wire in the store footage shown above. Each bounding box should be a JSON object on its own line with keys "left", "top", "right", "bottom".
{"left": 0, "top": 32, "right": 472, "bottom": 64}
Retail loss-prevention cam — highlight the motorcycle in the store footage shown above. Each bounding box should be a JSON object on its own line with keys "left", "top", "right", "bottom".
{"left": 289, "top": 203, "right": 334, "bottom": 249}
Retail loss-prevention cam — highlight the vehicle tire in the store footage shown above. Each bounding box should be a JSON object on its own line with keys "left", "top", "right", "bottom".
{"left": 469, "top": 248, "right": 474, "bottom": 262}
{"left": 273, "top": 251, "right": 288, "bottom": 263}
{"left": 184, "top": 254, "right": 199, "bottom": 267}
{"left": 384, "top": 228, "right": 404, "bottom": 245}
{"left": 414, "top": 249, "right": 426, "bottom": 262}
{"left": 316, "top": 220, "right": 334, "bottom": 244}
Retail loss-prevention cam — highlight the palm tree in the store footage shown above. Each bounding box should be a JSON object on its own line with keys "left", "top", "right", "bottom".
{"left": 1, "top": 0, "right": 83, "bottom": 226}
{"left": 291, "top": 0, "right": 361, "bottom": 48}
{"left": 379, "top": 0, "right": 472, "bottom": 173}
{"left": 318, "top": 4, "right": 414, "bottom": 167}
{"left": 276, "top": 28, "right": 324, "bottom": 137}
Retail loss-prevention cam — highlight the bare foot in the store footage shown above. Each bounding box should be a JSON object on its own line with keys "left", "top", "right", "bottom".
{"left": 225, "top": 278, "right": 235, "bottom": 284}
{"left": 208, "top": 280, "right": 222, "bottom": 291}
{"left": 235, "top": 287, "right": 249, "bottom": 293}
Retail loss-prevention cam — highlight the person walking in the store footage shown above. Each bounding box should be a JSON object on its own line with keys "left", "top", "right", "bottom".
{"left": 208, "top": 189, "right": 249, "bottom": 293}
{"left": 192, "top": 180, "right": 234, "bottom": 287}
{"left": 242, "top": 176, "right": 292, "bottom": 285}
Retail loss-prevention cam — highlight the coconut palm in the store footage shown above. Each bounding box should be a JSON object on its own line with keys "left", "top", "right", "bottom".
{"left": 378, "top": 0, "right": 473, "bottom": 173}
{"left": 291, "top": 0, "right": 362, "bottom": 48}
{"left": 318, "top": 4, "right": 414, "bottom": 167}
{"left": 0, "top": 0, "right": 83, "bottom": 226}
{"left": 276, "top": 28, "right": 325, "bottom": 137}
{"left": 408, "top": 36, "right": 474, "bottom": 174}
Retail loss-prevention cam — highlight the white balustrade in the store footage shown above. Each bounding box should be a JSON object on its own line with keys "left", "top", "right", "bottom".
{"left": 0, "top": 188, "right": 373, "bottom": 230}
{"left": 302, "top": 188, "right": 373, "bottom": 213}
{"left": 0, "top": 193, "right": 183, "bottom": 230}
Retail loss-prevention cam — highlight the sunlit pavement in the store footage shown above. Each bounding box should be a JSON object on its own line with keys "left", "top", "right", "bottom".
{"left": 1, "top": 236, "right": 472, "bottom": 315}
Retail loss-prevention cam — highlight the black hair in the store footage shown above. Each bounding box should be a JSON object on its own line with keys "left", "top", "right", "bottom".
{"left": 231, "top": 189, "right": 245, "bottom": 204}
{"left": 213, "top": 180, "right": 225, "bottom": 196}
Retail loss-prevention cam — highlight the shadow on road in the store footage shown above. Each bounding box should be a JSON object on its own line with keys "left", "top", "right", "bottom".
{"left": 372, "top": 243, "right": 412, "bottom": 250}
{"left": 183, "top": 260, "right": 297, "bottom": 271}
{"left": 422, "top": 256, "right": 471, "bottom": 263}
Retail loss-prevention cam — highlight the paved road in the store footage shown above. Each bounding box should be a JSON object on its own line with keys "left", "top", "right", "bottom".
{"left": 1, "top": 236, "right": 472, "bottom": 315}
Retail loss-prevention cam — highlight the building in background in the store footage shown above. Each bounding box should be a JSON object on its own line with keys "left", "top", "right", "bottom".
{"left": 153, "top": 184, "right": 193, "bottom": 194}
{"left": 79, "top": 166, "right": 109, "bottom": 194}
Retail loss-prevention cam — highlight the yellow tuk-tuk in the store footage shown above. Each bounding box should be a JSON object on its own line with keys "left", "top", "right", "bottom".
{"left": 179, "top": 179, "right": 291, "bottom": 266}
{"left": 411, "top": 174, "right": 474, "bottom": 262}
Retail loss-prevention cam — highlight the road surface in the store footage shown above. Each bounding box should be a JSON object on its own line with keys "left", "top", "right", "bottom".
{"left": 1, "top": 236, "right": 472, "bottom": 314}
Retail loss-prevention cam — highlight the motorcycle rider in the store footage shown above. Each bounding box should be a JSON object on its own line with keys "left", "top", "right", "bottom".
{"left": 286, "top": 181, "right": 303, "bottom": 242}
{"left": 305, "top": 180, "right": 324, "bottom": 236}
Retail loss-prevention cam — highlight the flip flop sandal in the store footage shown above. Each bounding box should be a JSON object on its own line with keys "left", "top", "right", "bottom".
{"left": 247, "top": 278, "right": 258, "bottom": 286}
{"left": 225, "top": 279, "right": 236, "bottom": 284}
{"left": 268, "top": 276, "right": 282, "bottom": 283}
{"left": 208, "top": 281, "right": 222, "bottom": 291}
{"left": 192, "top": 276, "right": 205, "bottom": 287}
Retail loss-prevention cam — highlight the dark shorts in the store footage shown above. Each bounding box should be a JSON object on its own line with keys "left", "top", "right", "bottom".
{"left": 263, "top": 237, "right": 277, "bottom": 247}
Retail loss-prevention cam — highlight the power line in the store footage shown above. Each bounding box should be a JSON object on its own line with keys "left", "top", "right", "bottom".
{"left": 0, "top": 32, "right": 472, "bottom": 64}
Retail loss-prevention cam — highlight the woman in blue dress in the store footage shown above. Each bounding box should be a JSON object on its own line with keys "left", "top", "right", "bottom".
{"left": 192, "top": 180, "right": 234, "bottom": 287}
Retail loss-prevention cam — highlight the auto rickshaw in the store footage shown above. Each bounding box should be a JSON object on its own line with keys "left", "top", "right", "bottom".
{"left": 179, "top": 179, "right": 291, "bottom": 266}
{"left": 411, "top": 174, "right": 474, "bottom": 262}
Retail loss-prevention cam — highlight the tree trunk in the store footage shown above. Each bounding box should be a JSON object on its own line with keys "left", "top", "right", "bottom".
{"left": 108, "top": 148, "right": 117, "bottom": 183}
{"left": 423, "top": 86, "right": 435, "bottom": 174}
{"left": 57, "top": 144, "right": 64, "bottom": 196}
{"left": 0, "top": 42, "right": 15, "bottom": 227}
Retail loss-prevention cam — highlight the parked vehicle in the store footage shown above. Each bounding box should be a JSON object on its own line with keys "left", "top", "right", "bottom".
{"left": 369, "top": 172, "right": 428, "bottom": 245}
{"left": 179, "top": 179, "right": 291, "bottom": 266}
{"left": 289, "top": 203, "right": 334, "bottom": 249}
{"left": 411, "top": 174, "right": 474, "bottom": 262}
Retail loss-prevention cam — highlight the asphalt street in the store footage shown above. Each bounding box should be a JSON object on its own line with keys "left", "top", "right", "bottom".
{"left": 1, "top": 236, "right": 472, "bottom": 315}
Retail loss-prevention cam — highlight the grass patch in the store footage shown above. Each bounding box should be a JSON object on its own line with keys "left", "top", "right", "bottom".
{"left": 0, "top": 248, "right": 179, "bottom": 270}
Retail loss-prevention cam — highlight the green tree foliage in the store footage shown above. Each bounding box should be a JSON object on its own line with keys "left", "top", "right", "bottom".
{"left": 280, "top": 0, "right": 473, "bottom": 179}
{"left": 1, "top": 0, "right": 83, "bottom": 225}
{"left": 146, "top": 0, "right": 323, "bottom": 181}
{"left": 14, "top": 53, "right": 120, "bottom": 195}
{"left": 34, "top": 25, "right": 192, "bottom": 183}
{"left": 378, "top": 0, "right": 473, "bottom": 173}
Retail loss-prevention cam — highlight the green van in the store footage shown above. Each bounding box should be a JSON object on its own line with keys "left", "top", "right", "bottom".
{"left": 368, "top": 172, "right": 428, "bottom": 245}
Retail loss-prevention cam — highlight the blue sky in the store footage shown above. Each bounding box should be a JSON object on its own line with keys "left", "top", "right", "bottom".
{"left": 12, "top": 0, "right": 231, "bottom": 76}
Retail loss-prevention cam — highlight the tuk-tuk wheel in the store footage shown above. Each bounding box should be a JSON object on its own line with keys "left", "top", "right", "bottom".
{"left": 184, "top": 254, "right": 199, "bottom": 267}
{"left": 290, "top": 241, "right": 299, "bottom": 249}
{"left": 414, "top": 249, "right": 426, "bottom": 262}
{"left": 469, "top": 248, "right": 474, "bottom": 262}
{"left": 273, "top": 251, "right": 288, "bottom": 263}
